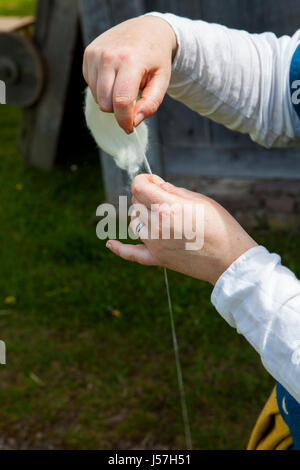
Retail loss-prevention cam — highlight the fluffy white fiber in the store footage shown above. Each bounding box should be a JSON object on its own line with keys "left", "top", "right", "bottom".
{"left": 84, "top": 87, "right": 149, "bottom": 178}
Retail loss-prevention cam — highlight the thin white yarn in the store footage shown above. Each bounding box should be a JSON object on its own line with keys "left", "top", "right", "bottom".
{"left": 84, "top": 87, "right": 192, "bottom": 450}
{"left": 85, "top": 87, "right": 149, "bottom": 179}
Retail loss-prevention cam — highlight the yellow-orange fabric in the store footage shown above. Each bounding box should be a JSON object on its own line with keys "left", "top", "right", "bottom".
{"left": 247, "top": 387, "right": 292, "bottom": 450}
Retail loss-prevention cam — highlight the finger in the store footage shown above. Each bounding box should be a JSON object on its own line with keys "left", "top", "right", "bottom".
{"left": 97, "top": 66, "right": 116, "bottom": 112}
{"left": 106, "top": 240, "right": 157, "bottom": 266}
{"left": 131, "top": 175, "right": 164, "bottom": 205}
{"left": 159, "top": 182, "right": 205, "bottom": 202}
{"left": 134, "top": 69, "right": 171, "bottom": 127}
{"left": 130, "top": 204, "right": 164, "bottom": 242}
{"left": 132, "top": 174, "right": 183, "bottom": 209}
{"left": 113, "top": 66, "right": 144, "bottom": 133}
{"left": 131, "top": 174, "right": 165, "bottom": 206}
{"left": 87, "top": 64, "right": 98, "bottom": 104}
{"left": 129, "top": 217, "right": 149, "bottom": 241}
{"left": 130, "top": 205, "right": 151, "bottom": 225}
{"left": 130, "top": 204, "right": 161, "bottom": 243}
{"left": 82, "top": 49, "right": 89, "bottom": 85}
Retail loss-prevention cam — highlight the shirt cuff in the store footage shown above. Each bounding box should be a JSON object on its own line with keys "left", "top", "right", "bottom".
{"left": 211, "top": 245, "right": 281, "bottom": 327}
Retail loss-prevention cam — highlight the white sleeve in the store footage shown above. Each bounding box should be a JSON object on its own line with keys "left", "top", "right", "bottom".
{"left": 211, "top": 245, "right": 300, "bottom": 404}
{"left": 146, "top": 12, "right": 300, "bottom": 148}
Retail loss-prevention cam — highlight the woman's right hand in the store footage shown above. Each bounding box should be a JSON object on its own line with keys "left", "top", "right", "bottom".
{"left": 83, "top": 15, "right": 177, "bottom": 134}
{"left": 106, "top": 175, "right": 258, "bottom": 286}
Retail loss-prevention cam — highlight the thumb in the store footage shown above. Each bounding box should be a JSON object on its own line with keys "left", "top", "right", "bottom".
{"left": 159, "top": 182, "right": 206, "bottom": 203}
{"left": 134, "top": 69, "right": 171, "bottom": 126}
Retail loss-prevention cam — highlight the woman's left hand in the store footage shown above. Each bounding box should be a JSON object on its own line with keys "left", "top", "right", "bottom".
{"left": 106, "top": 175, "right": 257, "bottom": 285}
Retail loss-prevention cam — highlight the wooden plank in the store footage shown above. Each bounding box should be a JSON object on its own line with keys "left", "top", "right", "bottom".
{"left": 32, "top": 0, "right": 51, "bottom": 48}
{"left": 146, "top": 114, "right": 165, "bottom": 177}
{"left": 157, "top": 95, "right": 211, "bottom": 149}
{"left": 108, "top": 0, "right": 144, "bottom": 26}
{"left": 200, "top": 0, "right": 300, "bottom": 35}
{"left": 144, "top": 0, "right": 300, "bottom": 180}
{"left": 164, "top": 146, "right": 300, "bottom": 180}
{"left": 149, "top": 0, "right": 300, "bottom": 34}
{"left": 20, "top": 0, "right": 79, "bottom": 170}
{"left": 210, "top": 122, "right": 257, "bottom": 149}
{"left": 0, "top": 16, "right": 35, "bottom": 32}
{"left": 78, "top": 0, "right": 111, "bottom": 44}
{"left": 145, "top": 0, "right": 202, "bottom": 19}
{"left": 145, "top": 1, "right": 211, "bottom": 153}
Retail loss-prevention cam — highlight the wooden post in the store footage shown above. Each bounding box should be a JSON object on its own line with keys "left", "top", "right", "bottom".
{"left": 20, "top": 0, "right": 79, "bottom": 170}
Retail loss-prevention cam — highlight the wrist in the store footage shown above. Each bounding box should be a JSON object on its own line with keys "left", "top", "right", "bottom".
{"left": 142, "top": 14, "right": 178, "bottom": 61}
{"left": 213, "top": 238, "right": 258, "bottom": 286}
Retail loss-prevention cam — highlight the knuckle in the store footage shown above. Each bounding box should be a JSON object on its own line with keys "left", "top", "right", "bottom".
{"left": 146, "top": 97, "right": 161, "bottom": 114}
{"left": 85, "top": 45, "right": 97, "bottom": 60}
{"left": 98, "top": 100, "right": 113, "bottom": 113}
{"left": 113, "top": 95, "right": 132, "bottom": 108}
{"left": 118, "top": 51, "right": 130, "bottom": 62}
{"left": 101, "top": 50, "right": 114, "bottom": 64}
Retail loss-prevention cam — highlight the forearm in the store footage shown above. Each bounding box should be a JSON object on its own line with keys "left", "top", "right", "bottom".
{"left": 146, "top": 12, "right": 300, "bottom": 148}
{"left": 212, "top": 246, "right": 300, "bottom": 404}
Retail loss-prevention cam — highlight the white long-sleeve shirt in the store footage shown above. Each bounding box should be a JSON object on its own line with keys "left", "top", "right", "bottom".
{"left": 147, "top": 12, "right": 300, "bottom": 403}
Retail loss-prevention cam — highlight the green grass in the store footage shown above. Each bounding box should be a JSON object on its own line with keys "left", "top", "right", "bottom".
{"left": 0, "top": 0, "right": 36, "bottom": 16}
{"left": 0, "top": 0, "right": 299, "bottom": 450}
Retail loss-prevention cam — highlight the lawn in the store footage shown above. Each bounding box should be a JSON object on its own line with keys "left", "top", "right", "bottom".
{"left": 0, "top": 0, "right": 299, "bottom": 450}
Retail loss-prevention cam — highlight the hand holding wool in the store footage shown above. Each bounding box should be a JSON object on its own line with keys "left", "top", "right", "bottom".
{"left": 106, "top": 175, "right": 257, "bottom": 286}
{"left": 83, "top": 15, "right": 177, "bottom": 133}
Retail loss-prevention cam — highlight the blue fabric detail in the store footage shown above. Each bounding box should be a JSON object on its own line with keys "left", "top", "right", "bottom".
{"left": 290, "top": 44, "right": 300, "bottom": 120}
{"left": 276, "top": 382, "right": 300, "bottom": 450}
{"left": 275, "top": 48, "right": 300, "bottom": 447}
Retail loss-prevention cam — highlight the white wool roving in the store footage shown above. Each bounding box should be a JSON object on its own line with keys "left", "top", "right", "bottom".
{"left": 84, "top": 87, "right": 149, "bottom": 178}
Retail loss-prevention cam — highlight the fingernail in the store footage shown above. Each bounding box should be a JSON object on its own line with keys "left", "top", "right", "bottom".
{"left": 134, "top": 112, "right": 145, "bottom": 127}
{"left": 106, "top": 241, "right": 112, "bottom": 249}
